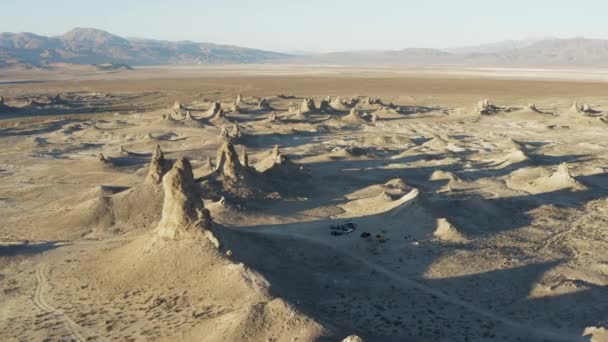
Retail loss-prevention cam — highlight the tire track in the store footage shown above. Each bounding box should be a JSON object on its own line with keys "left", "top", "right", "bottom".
{"left": 34, "top": 263, "right": 104, "bottom": 342}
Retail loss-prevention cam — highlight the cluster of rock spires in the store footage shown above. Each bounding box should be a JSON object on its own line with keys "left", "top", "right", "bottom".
{"left": 571, "top": 101, "right": 599, "bottom": 114}
{"left": 343, "top": 107, "right": 377, "bottom": 124}
{"left": 476, "top": 99, "right": 503, "bottom": 115}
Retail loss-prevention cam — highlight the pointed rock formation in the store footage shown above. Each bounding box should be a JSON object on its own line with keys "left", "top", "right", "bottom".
{"left": 268, "top": 111, "right": 278, "bottom": 122}
{"left": 185, "top": 110, "right": 195, "bottom": 120}
{"left": 365, "top": 97, "right": 381, "bottom": 105}
{"left": 145, "top": 145, "right": 168, "bottom": 185}
{"left": 156, "top": 158, "right": 212, "bottom": 239}
{"left": 301, "top": 98, "right": 316, "bottom": 113}
{"left": 330, "top": 96, "right": 348, "bottom": 110}
{"left": 231, "top": 104, "right": 241, "bottom": 114}
{"left": 215, "top": 141, "right": 246, "bottom": 179}
{"left": 98, "top": 153, "right": 109, "bottom": 164}
{"left": 255, "top": 145, "right": 297, "bottom": 174}
{"left": 318, "top": 99, "right": 332, "bottom": 113}
{"left": 235, "top": 93, "right": 242, "bottom": 105}
{"left": 173, "top": 100, "right": 184, "bottom": 111}
{"left": 288, "top": 103, "right": 300, "bottom": 114}
{"left": 571, "top": 101, "right": 583, "bottom": 113}
{"left": 219, "top": 126, "right": 230, "bottom": 141}
{"left": 231, "top": 122, "right": 241, "bottom": 138}
{"left": 527, "top": 103, "right": 540, "bottom": 113}
{"left": 207, "top": 101, "right": 224, "bottom": 118}
{"left": 371, "top": 113, "right": 378, "bottom": 124}
{"left": 345, "top": 107, "right": 365, "bottom": 122}
{"left": 258, "top": 97, "right": 271, "bottom": 110}
{"left": 240, "top": 146, "right": 249, "bottom": 167}
{"left": 544, "top": 163, "right": 586, "bottom": 190}
{"left": 476, "top": 99, "right": 500, "bottom": 115}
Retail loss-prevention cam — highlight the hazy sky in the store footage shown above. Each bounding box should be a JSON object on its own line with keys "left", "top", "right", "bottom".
{"left": 3, "top": 0, "right": 608, "bottom": 52}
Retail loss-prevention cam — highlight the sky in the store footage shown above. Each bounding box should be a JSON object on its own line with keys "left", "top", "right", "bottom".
{"left": 2, "top": 0, "right": 608, "bottom": 52}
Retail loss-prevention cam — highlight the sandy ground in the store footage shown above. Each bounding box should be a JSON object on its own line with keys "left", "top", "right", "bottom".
{"left": 1, "top": 67, "right": 608, "bottom": 341}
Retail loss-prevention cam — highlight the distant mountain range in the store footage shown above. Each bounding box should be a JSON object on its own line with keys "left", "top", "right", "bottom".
{"left": 0, "top": 27, "right": 288, "bottom": 68}
{"left": 2, "top": 28, "right": 608, "bottom": 69}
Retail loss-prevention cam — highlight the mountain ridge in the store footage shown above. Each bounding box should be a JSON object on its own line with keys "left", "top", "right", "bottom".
{"left": 2, "top": 28, "right": 608, "bottom": 68}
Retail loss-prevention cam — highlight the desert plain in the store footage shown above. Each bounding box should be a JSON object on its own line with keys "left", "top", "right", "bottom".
{"left": 0, "top": 66, "right": 607, "bottom": 341}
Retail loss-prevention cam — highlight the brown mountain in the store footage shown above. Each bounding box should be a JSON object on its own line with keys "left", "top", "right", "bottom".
{"left": 0, "top": 27, "right": 289, "bottom": 68}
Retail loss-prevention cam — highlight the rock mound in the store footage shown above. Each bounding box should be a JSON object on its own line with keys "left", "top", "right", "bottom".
{"left": 156, "top": 158, "right": 212, "bottom": 239}
{"left": 341, "top": 335, "right": 365, "bottom": 342}
{"left": 433, "top": 218, "right": 470, "bottom": 243}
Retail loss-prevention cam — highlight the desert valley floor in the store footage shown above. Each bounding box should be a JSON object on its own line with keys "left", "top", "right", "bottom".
{"left": 0, "top": 67, "right": 607, "bottom": 341}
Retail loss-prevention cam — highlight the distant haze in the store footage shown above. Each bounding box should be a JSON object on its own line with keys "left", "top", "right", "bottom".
{"left": 3, "top": 0, "right": 608, "bottom": 52}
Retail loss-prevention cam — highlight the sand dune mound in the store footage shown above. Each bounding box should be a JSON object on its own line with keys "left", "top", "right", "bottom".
{"left": 337, "top": 188, "right": 419, "bottom": 218}
{"left": 433, "top": 218, "right": 470, "bottom": 243}
{"left": 429, "top": 170, "right": 470, "bottom": 191}
{"left": 507, "top": 163, "right": 587, "bottom": 194}
{"left": 584, "top": 326, "right": 608, "bottom": 342}
{"left": 363, "top": 134, "right": 413, "bottom": 147}
{"left": 337, "top": 179, "right": 419, "bottom": 218}
{"left": 79, "top": 230, "right": 325, "bottom": 342}
{"left": 422, "top": 135, "right": 466, "bottom": 152}
{"left": 430, "top": 170, "right": 463, "bottom": 182}
{"left": 324, "top": 145, "right": 374, "bottom": 159}
{"left": 341, "top": 335, "right": 365, "bottom": 342}
{"left": 486, "top": 147, "right": 530, "bottom": 168}
{"left": 345, "top": 178, "right": 410, "bottom": 200}
{"left": 156, "top": 158, "right": 213, "bottom": 240}
{"left": 38, "top": 181, "right": 164, "bottom": 239}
